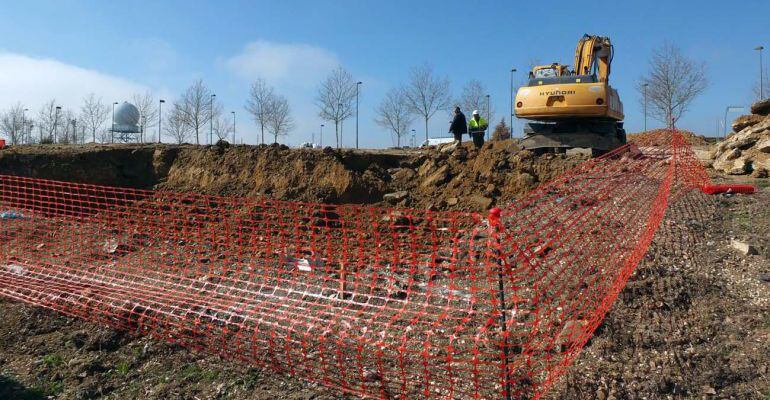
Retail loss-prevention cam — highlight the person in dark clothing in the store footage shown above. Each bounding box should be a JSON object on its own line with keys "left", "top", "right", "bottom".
{"left": 448, "top": 107, "right": 467, "bottom": 143}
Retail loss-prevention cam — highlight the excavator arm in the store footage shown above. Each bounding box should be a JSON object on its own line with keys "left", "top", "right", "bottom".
{"left": 574, "top": 34, "right": 613, "bottom": 82}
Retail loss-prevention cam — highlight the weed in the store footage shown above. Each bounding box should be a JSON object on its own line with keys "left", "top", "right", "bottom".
{"left": 41, "top": 354, "right": 63, "bottom": 367}
{"left": 116, "top": 361, "right": 130, "bottom": 376}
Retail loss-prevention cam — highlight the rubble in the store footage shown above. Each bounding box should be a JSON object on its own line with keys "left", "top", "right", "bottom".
{"left": 711, "top": 98, "right": 770, "bottom": 175}
{"left": 730, "top": 238, "right": 758, "bottom": 255}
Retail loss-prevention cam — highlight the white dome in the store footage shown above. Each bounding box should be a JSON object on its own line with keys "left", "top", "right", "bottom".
{"left": 115, "top": 102, "right": 140, "bottom": 126}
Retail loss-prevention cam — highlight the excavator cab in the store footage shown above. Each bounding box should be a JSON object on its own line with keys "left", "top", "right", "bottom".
{"left": 531, "top": 64, "right": 571, "bottom": 79}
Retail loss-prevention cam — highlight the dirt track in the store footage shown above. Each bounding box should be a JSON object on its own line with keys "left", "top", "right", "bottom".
{"left": 0, "top": 144, "right": 768, "bottom": 399}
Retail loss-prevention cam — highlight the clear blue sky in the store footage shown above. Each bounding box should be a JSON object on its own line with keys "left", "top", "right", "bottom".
{"left": 1, "top": 0, "right": 768, "bottom": 146}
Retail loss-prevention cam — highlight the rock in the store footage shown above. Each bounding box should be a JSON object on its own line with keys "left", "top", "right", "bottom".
{"left": 750, "top": 98, "right": 770, "bottom": 115}
{"left": 757, "top": 138, "right": 770, "bottom": 153}
{"left": 416, "top": 160, "right": 435, "bottom": 177}
{"left": 439, "top": 141, "right": 458, "bottom": 154}
{"left": 725, "top": 148, "right": 742, "bottom": 161}
{"left": 732, "top": 114, "right": 765, "bottom": 132}
{"left": 467, "top": 195, "right": 493, "bottom": 210}
{"left": 382, "top": 191, "right": 408, "bottom": 203}
{"left": 751, "top": 168, "right": 768, "bottom": 178}
{"left": 421, "top": 165, "right": 449, "bottom": 188}
{"left": 557, "top": 320, "right": 588, "bottom": 345}
{"left": 446, "top": 197, "right": 459, "bottom": 206}
{"left": 730, "top": 239, "right": 758, "bottom": 255}
{"left": 392, "top": 168, "right": 416, "bottom": 181}
{"left": 727, "top": 158, "right": 749, "bottom": 175}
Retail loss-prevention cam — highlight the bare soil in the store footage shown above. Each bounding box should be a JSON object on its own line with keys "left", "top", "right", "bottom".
{"left": 0, "top": 143, "right": 768, "bottom": 399}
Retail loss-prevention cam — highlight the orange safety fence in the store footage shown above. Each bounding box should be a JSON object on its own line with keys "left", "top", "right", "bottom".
{"left": 0, "top": 130, "right": 714, "bottom": 399}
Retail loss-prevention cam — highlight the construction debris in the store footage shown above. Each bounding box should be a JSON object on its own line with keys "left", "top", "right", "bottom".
{"left": 730, "top": 238, "right": 758, "bottom": 255}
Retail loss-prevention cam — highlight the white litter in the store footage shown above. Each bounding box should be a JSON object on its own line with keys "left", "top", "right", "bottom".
{"left": 5, "top": 264, "right": 26, "bottom": 276}
{"left": 296, "top": 258, "right": 312, "bottom": 272}
{"left": 102, "top": 238, "right": 119, "bottom": 254}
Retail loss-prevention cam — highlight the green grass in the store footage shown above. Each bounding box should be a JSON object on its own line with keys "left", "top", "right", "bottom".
{"left": 30, "top": 379, "right": 63, "bottom": 397}
{"left": 755, "top": 179, "right": 770, "bottom": 189}
{"left": 116, "top": 361, "right": 130, "bottom": 376}
{"left": 41, "top": 354, "right": 63, "bottom": 367}
{"left": 180, "top": 364, "right": 220, "bottom": 382}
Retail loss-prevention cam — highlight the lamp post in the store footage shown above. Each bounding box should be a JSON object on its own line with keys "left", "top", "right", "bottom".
{"left": 22, "top": 108, "right": 28, "bottom": 144}
{"left": 338, "top": 103, "right": 343, "bottom": 148}
{"left": 158, "top": 99, "right": 165, "bottom": 143}
{"left": 485, "top": 94, "right": 491, "bottom": 140}
{"left": 642, "top": 83, "right": 649, "bottom": 132}
{"left": 112, "top": 102, "right": 118, "bottom": 143}
{"left": 141, "top": 116, "right": 146, "bottom": 143}
{"left": 411, "top": 129, "right": 416, "bottom": 147}
{"left": 356, "top": 81, "right": 362, "bottom": 149}
{"left": 510, "top": 68, "right": 516, "bottom": 138}
{"left": 756, "top": 46, "right": 765, "bottom": 100}
{"left": 210, "top": 94, "right": 216, "bottom": 145}
{"left": 71, "top": 119, "right": 77, "bottom": 144}
{"left": 724, "top": 106, "right": 745, "bottom": 139}
{"left": 320, "top": 124, "right": 324, "bottom": 147}
{"left": 231, "top": 111, "right": 236, "bottom": 144}
{"left": 54, "top": 106, "right": 61, "bottom": 144}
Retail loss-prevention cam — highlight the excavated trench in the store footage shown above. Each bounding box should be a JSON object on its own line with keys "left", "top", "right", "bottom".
{"left": 0, "top": 140, "right": 586, "bottom": 212}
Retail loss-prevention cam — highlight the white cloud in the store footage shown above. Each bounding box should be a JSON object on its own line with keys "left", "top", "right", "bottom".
{"left": 224, "top": 40, "right": 340, "bottom": 87}
{"left": 0, "top": 52, "right": 150, "bottom": 113}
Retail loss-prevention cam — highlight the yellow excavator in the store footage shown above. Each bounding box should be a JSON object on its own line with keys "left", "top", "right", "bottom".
{"left": 514, "top": 34, "right": 625, "bottom": 155}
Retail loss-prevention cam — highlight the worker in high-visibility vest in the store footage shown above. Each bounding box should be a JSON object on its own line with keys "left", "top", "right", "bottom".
{"left": 468, "top": 110, "right": 488, "bottom": 148}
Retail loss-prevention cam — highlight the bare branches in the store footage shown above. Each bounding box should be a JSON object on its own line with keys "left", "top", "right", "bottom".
{"left": 375, "top": 88, "right": 413, "bottom": 147}
{"left": 457, "top": 79, "right": 494, "bottom": 122}
{"left": 267, "top": 95, "right": 294, "bottom": 143}
{"left": 403, "top": 63, "right": 451, "bottom": 141}
{"left": 316, "top": 67, "right": 356, "bottom": 148}
{"left": 175, "top": 79, "right": 219, "bottom": 144}
{"left": 79, "top": 93, "right": 109, "bottom": 143}
{"left": 164, "top": 106, "right": 191, "bottom": 144}
{"left": 132, "top": 91, "right": 159, "bottom": 142}
{"left": 245, "top": 79, "right": 275, "bottom": 145}
{"left": 0, "top": 103, "right": 27, "bottom": 145}
{"left": 637, "top": 42, "right": 708, "bottom": 127}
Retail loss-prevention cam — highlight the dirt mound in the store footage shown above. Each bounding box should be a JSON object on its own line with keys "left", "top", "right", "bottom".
{"left": 0, "top": 140, "right": 585, "bottom": 212}
{"left": 711, "top": 100, "right": 770, "bottom": 176}
{"left": 628, "top": 129, "right": 709, "bottom": 146}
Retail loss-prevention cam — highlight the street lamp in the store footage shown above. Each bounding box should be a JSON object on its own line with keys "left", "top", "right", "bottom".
{"left": 510, "top": 68, "right": 516, "bottom": 138}
{"left": 210, "top": 94, "right": 216, "bottom": 145}
{"left": 756, "top": 46, "right": 765, "bottom": 100}
{"left": 338, "top": 103, "right": 343, "bottom": 148}
{"left": 356, "top": 81, "right": 362, "bottom": 149}
{"left": 112, "top": 102, "right": 118, "bottom": 143}
{"left": 231, "top": 111, "right": 236, "bottom": 144}
{"left": 320, "top": 124, "right": 324, "bottom": 147}
{"left": 54, "top": 106, "right": 62, "bottom": 144}
{"left": 485, "top": 94, "right": 491, "bottom": 140}
{"left": 642, "top": 83, "right": 649, "bottom": 132}
{"left": 71, "top": 119, "right": 77, "bottom": 144}
{"left": 724, "top": 106, "right": 745, "bottom": 139}
{"left": 22, "top": 108, "right": 28, "bottom": 144}
{"left": 411, "top": 129, "right": 416, "bottom": 147}
{"left": 158, "top": 99, "right": 165, "bottom": 143}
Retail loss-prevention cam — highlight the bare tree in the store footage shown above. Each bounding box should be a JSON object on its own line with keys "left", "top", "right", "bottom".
{"left": 0, "top": 103, "right": 27, "bottom": 145}
{"left": 316, "top": 67, "right": 356, "bottom": 148}
{"left": 751, "top": 70, "right": 769, "bottom": 102}
{"left": 403, "top": 63, "right": 452, "bottom": 142}
{"left": 164, "top": 107, "right": 191, "bottom": 144}
{"left": 37, "top": 99, "right": 61, "bottom": 143}
{"left": 457, "top": 79, "right": 495, "bottom": 123}
{"left": 175, "top": 79, "right": 219, "bottom": 145}
{"left": 132, "top": 91, "right": 159, "bottom": 142}
{"left": 245, "top": 78, "right": 276, "bottom": 145}
{"left": 212, "top": 116, "right": 234, "bottom": 142}
{"left": 375, "top": 88, "right": 413, "bottom": 147}
{"left": 79, "top": 93, "right": 110, "bottom": 143}
{"left": 637, "top": 42, "right": 708, "bottom": 127}
{"left": 267, "top": 95, "right": 294, "bottom": 144}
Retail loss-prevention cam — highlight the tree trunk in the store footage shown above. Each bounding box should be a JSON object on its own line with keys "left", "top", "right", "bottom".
{"left": 335, "top": 120, "right": 339, "bottom": 148}
{"left": 260, "top": 124, "right": 265, "bottom": 145}
{"left": 425, "top": 117, "right": 429, "bottom": 143}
